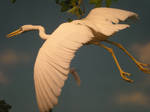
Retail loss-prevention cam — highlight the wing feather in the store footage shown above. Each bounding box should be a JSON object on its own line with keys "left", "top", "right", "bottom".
{"left": 36, "top": 55, "right": 62, "bottom": 97}
{"left": 40, "top": 66, "right": 58, "bottom": 105}
{"left": 34, "top": 23, "right": 94, "bottom": 112}
{"left": 46, "top": 61, "right": 66, "bottom": 87}
{"left": 34, "top": 70, "right": 44, "bottom": 111}
{"left": 34, "top": 8, "right": 138, "bottom": 112}
{"left": 36, "top": 63, "right": 54, "bottom": 108}
{"left": 45, "top": 61, "right": 66, "bottom": 88}
{"left": 35, "top": 64, "right": 50, "bottom": 111}
{"left": 81, "top": 7, "right": 138, "bottom": 36}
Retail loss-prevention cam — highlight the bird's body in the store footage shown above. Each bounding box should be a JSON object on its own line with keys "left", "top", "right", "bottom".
{"left": 34, "top": 23, "right": 94, "bottom": 110}
{"left": 7, "top": 7, "right": 150, "bottom": 112}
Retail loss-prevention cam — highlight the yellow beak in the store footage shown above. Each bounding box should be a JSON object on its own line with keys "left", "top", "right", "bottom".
{"left": 6, "top": 29, "right": 22, "bottom": 38}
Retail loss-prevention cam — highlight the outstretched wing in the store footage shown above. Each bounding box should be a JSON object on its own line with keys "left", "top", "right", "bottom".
{"left": 34, "top": 23, "right": 94, "bottom": 112}
{"left": 82, "top": 7, "right": 138, "bottom": 36}
{"left": 34, "top": 7, "right": 138, "bottom": 112}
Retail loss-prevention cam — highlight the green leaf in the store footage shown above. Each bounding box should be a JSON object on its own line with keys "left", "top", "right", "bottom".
{"left": 67, "top": 6, "right": 82, "bottom": 18}
{"left": 113, "top": 0, "right": 118, "bottom": 2}
{"left": 55, "top": 0, "right": 60, "bottom": 4}
{"left": 58, "top": 0, "right": 75, "bottom": 12}
{"left": 11, "top": 0, "right": 16, "bottom": 3}
{"left": 105, "top": 0, "right": 112, "bottom": 7}
{"left": 67, "top": 18, "right": 73, "bottom": 22}
{"left": 55, "top": 0, "right": 119, "bottom": 19}
{"left": 59, "top": 1, "right": 71, "bottom": 12}
{"left": 78, "top": 8, "right": 83, "bottom": 15}
{"left": 89, "top": 0, "right": 102, "bottom": 7}
{"left": 61, "top": 5, "right": 70, "bottom": 12}
{"left": 67, "top": 6, "right": 78, "bottom": 13}
{"left": 89, "top": 0, "right": 97, "bottom": 4}
{"left": 71, "top": 0, "right": 78, "bottom": 6}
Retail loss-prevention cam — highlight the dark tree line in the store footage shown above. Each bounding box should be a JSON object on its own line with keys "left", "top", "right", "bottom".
{"left": 0, "top": 100, "right": 11, "bottom": 112}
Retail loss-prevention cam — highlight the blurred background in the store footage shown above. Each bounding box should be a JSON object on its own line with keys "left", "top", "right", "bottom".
{"left": 0, "top": 0, "right": 150, "bottom": 112}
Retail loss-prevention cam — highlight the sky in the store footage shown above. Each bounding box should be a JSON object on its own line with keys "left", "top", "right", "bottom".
{"left": 0, "top": 0, "right": 150, "bottom": 112}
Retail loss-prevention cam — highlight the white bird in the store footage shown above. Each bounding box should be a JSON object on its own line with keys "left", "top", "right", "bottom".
{"left": 7, "top": 7, "right": 150, "bottom": 112}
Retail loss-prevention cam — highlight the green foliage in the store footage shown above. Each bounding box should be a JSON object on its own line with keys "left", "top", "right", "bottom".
{"left": 55, "top": 0, "right": 78, "bottom": 12}
{"left": 106, "top": 0, "right": 112, "bottom": 7}
{"left": 89, "top": 0, "right": 118, "bottom": 7}
{"left": 67, "top": 6, "right": 83, "bottom": 18}
{"left": 55, "top": 0, "right": 118, "bottom": 20}
{"left": 0, "top": 100, "right": 12, "bottom": 112}
{"left": 89, "top": 0, "right": 102, "bottom": 7}
{"left": 10, "top": 0, "right": 16, "bottom": 3}
{"left": 67, "top": 18, "right": 73, "bottom": 22}
{"left": 55, "top": 0, "right": 83, "bottom": 18}
{"left": 9, "top": 0, "right": 118, "bottom": 20}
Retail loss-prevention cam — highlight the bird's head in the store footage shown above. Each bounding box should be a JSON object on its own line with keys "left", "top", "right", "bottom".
{"left": 6, "top": 25, "right": 34, "bottom": 38}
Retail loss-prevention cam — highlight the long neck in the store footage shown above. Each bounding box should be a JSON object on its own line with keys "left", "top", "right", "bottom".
{"left": 34, "top": 25, "right": 51, "bottom": 40}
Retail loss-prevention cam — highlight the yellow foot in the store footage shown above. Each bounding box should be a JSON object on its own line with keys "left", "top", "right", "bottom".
{"left": 120, "top": 71, "right": 133, "bottom": 83}
{"left": 136, "top": 62, "right": 150, "bottom": 74}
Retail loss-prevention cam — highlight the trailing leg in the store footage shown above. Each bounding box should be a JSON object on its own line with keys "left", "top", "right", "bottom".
{"left": 93, "top": 42, "right": 133, "bottom": 83}
{"left": 105, "top": 40, "right": 150, "bottom": 74}
{"left": 70, "top": 68, "right": 81, "bottom": 86}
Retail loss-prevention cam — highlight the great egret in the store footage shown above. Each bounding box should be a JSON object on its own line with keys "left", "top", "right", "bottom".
{"left": 7, "top": 7, "right": 150, "bottom": 112}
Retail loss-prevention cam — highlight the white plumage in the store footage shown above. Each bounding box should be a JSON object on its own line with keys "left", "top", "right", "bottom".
{"left": 8, "top": 7, "right": 147, "bottom": 112}
{"left": 34, "top": 23, "right": 94, "bottom": 111}
{"left": 34, "top": 7, "right": 137, "bottom": 111}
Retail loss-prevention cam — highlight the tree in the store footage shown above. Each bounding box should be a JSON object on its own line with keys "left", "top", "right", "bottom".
{"left": 0, "top": 100, "right": 12, "bottom": 112}
{"left": 10, "top": 0, "right": 118, "bottom": 19}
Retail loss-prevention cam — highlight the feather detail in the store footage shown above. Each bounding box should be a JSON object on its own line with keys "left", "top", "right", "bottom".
{"left": 33, "top": 7, "right": 138, "bottom": 112}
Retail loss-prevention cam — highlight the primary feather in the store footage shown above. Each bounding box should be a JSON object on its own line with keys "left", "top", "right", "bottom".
{"left": 34, "top": 23, "right": 94, "bottom": 111}
{"left": 73, "top": 7, "right": 138, "bottom": 37}
{"left": 33, "top": 7, "right": 138, "bottom": 112}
